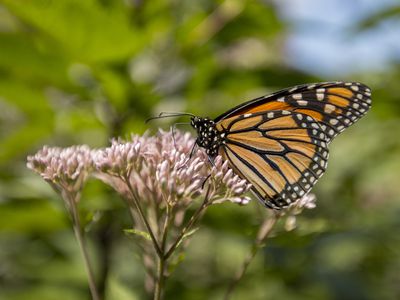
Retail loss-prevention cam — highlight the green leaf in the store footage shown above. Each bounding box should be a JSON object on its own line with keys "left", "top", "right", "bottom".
{"left": 175, "top": 227, "right": 199, "bottom": 249}
{"left": 124, "top": 228, "right": 152, "bottom": 241}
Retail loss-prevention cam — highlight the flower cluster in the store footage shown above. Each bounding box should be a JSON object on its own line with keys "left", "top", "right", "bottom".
{"left": 92, "top": 130, "right": 252, "bottom": 209}
{"left": 282, "top": 193, "right": 317, "bottom": 231}
{"left": 27, "top": 145, "right": 93, "bottom": 198}
{"left": 26, "top": 129, "right": 319, "bottom": 299}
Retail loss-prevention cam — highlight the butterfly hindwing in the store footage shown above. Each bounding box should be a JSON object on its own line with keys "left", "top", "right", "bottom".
{"left": 219, "top": 110, "right": 329, "bottom": 209}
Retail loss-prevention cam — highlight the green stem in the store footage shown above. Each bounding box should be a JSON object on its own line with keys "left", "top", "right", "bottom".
{"left": 224, "top": 212, "right": 280, "bottom": 300}
{"left": 164, "top": 186, "right": 211, "bottom": 260}
{"left": 124, "top": 175, "right": 163, "bottom": 258}
{"left": 69, "top": 201, "right": 101, "bottom": 300}
{"left": 153, "top": 255, "right": 166, "bottom": 300}
{"left": 154, "top": 200, "right": 173, "bottom": 300}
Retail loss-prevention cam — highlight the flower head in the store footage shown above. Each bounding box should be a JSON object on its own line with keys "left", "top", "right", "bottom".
{"left": 27, "top": 145, "right": 93, "bottom": 196}
{"left": 282, "top": 193, "right": 317, "bottom": 231}
{"left": 93, "top": 130, "right": 251, "bottom": 208}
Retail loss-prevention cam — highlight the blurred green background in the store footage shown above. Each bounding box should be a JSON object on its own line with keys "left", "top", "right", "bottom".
{"left": 1, "top": 0, "right": 400, "bottom": 299}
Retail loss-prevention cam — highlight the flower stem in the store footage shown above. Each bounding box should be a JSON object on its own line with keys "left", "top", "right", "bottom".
{"left": 124, "top": 175, "right": 163, "bottom": 258}
{"left": 224, "top": 212, "right": 280, "bottom": 300}
{"left": 164, "top": 185, "right": 211, "bottom": 260}
{"left": 69, "top": 201, "right": 101, "bottom": 300}
{"left": 153, "top": 205, "right": 171, "bottom": 300}
{"left": 154, "top": 255, "right": 166, "bottom": 300}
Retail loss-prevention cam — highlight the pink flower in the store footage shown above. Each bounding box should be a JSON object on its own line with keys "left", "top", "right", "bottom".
{"left": 27, "top": 145, "right": 93, "bottom": 198}
{"left": 92, "top": 130, "right": 252, "bottom": 208}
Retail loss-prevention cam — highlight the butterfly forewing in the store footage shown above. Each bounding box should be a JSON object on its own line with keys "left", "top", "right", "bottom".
{"left": 219, "top": 110, "right": 329, "bottom": 209}
{"left": 216, "top": 81, "right": 371, "bottom": 143}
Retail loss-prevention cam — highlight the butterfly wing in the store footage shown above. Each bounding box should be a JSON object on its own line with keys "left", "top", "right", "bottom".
{"left": 215, "top": 82, "right": 372, "bottom": 143}
{"left": 218, "top": 110, "right": 329, "bottom": 209}
{"left": 214, "top": 82, "right": 371, "bottom": 209}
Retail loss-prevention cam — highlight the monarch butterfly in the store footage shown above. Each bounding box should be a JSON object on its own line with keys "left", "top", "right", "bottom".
{"left": 155, "top": 82, "right": 372, "bottom": 209}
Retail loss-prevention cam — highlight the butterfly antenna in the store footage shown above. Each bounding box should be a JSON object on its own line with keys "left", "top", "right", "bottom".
{"left": 146, "top": 112, "right": 196, "bottom": 123}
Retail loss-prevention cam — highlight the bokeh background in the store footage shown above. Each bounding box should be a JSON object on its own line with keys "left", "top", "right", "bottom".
{"left": 1, "top": 0, "right": 400, "bottom": 299}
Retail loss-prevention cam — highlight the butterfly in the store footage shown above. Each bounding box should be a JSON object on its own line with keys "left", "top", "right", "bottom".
{"left": 188, "top": 81, "right": 372, "bottom": 209}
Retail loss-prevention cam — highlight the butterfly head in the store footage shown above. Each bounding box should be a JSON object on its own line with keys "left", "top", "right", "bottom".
{"left": 190, "top": 116, "right": 222, "bottom": 156}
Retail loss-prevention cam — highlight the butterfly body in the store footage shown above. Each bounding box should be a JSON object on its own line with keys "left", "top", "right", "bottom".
{"left": 191, "top": 117, "right": 223, "bottom": 156}
{"left": 189, "top": 81, "right": 372, "bottom": 209}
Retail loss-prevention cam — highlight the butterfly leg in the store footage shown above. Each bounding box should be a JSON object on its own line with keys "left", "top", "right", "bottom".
{"left": 177, "top": 142, "right": 197, "bottom": 170}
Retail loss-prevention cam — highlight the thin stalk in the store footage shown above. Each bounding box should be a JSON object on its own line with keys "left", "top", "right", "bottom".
{"left": 224, "top": 212, "right": 280, "bottom": 300}
{"left": 154, "top": 200, "right": 174, "bottom": 300}
{"left": 161, "top": 205, "right": 171, "bottom": 251}
{"left": 69, "top": 201, "right": 101, "bottom": 300}
{"left": 153, "top": 253, "right": 166, "bottom": 300}
{"left": 124, "top": 175, "right": 163, "bottom": 258}
{"left": 164, "top": 185, "right": 211, "bottom": 260}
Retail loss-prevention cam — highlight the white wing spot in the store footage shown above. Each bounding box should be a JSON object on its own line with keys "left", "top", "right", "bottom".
{"left": 311, "top": 123, "right": 319, "bottom": 129}
{"left": 297, "top": 100, "right": 308, "bottom": 106}
{"left": 324, "top": 104, "right": 336, "bottom": 113}
{"left": 317, "top": 93, "right": 324, "bottom": 101}
{"left": 351, "top": 85, "right": 359, "bottom": 91}
{"left": 329, "top": 119, "right": 339, "bottom": 125}
{"left": 293, "top": 93, "right": 303, "bottom": 100}
{"left": 267, "top": 112, "right": 274, "bottom": 118}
